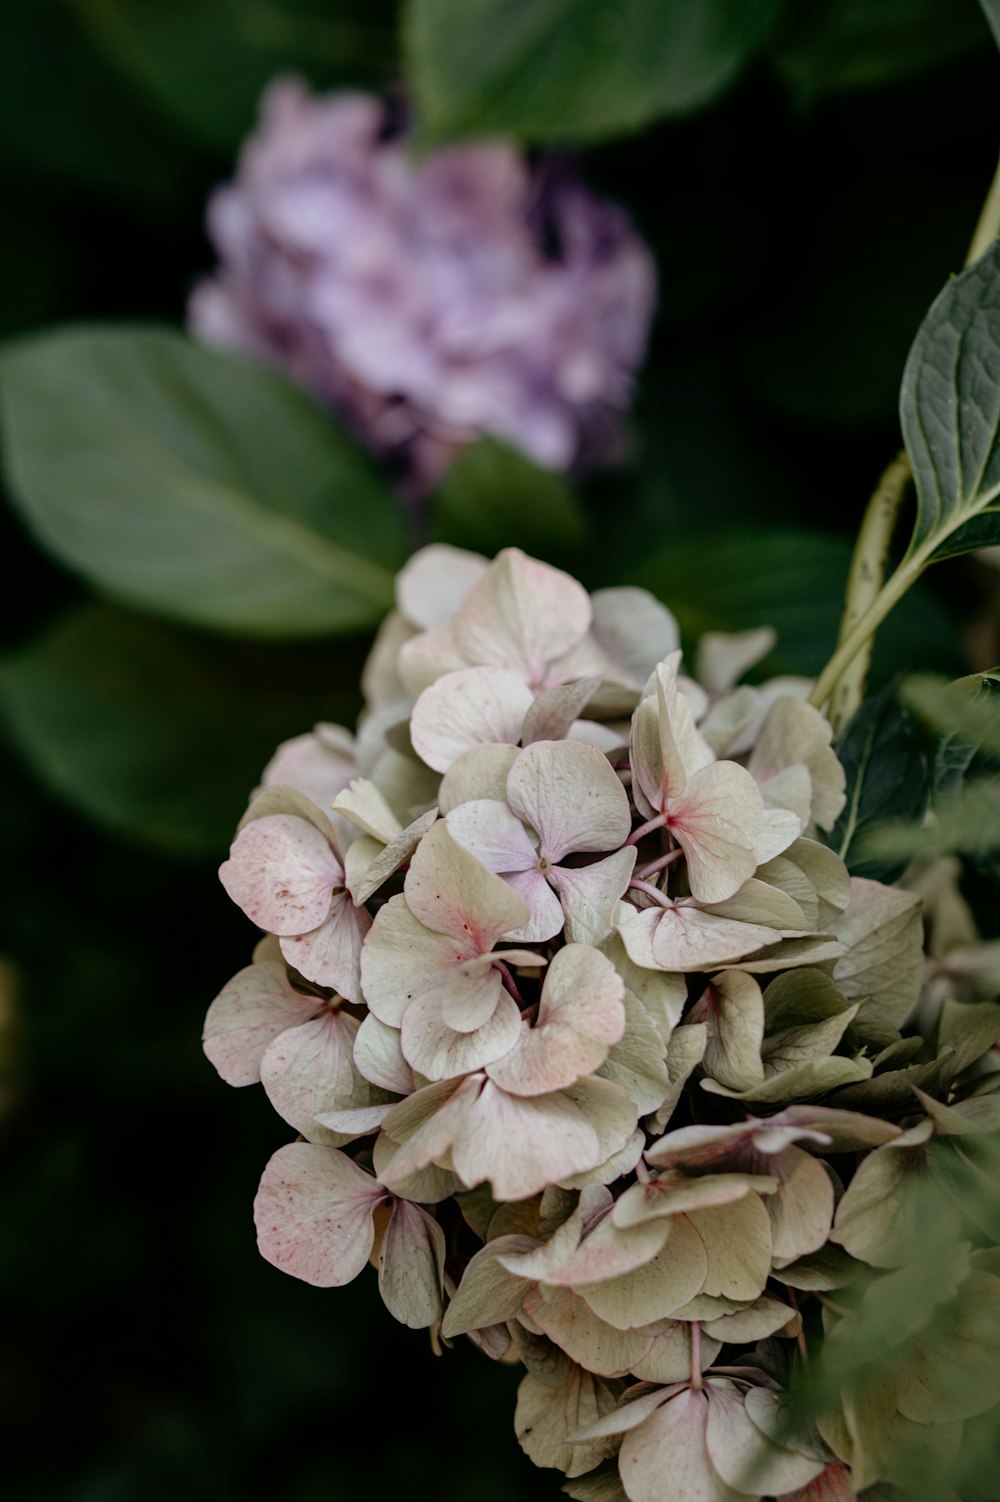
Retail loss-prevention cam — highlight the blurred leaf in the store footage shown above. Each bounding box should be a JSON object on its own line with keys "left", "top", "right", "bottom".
{"left": 0, "top": 0, "right": 187, "bottom": 202}
{"left": 431, "top": 439, "right": 587, "bottom": 563}
{"left": 900, "top": 241, "right": 1000, "bottom": 566}
{"left": 622, "top": 529, "right": 961, "bottom": 681}
{"left": 903, "top": 672, "right": 1000, "bottom": 763}
{"left": 981, "top": 0, "right": 1000, "bottom": 47}
{"left": 0, "top": 605, "right": 362, "bottom": 856}
{"left": 71, "top": 0, "right": 396, "bottom": 148}
{"left": 0, "top": 327, "right": 408, "bottom": 639}
{"left": 406, "top": 0, "right": 782, "bottom": 143}
{"left": 825, "top": 687, "right": 929, "bottom": 883}
{"left": 773, "top": 0, "right": 988, "bottom": 101}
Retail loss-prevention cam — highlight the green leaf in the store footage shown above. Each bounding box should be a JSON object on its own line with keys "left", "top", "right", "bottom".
{"left": 70, "top": 0, "right": 396, "bottom": 149}
{"left": 430, "top": 438, "right": 587, "bottom": 563}
{"left": 0, "top": 605, "right": 362, "bottom": 856}
{"left": 900, "top": 240, "right": 1000, "bottom": 566}
{"left": 773, "top": 0, "right": 989, "bottom": 102}
{"left": 405, "top": 0, "right": 781, "bottom": 143}
{"left": 825, "top": 687, "right": 929, "bottom": 883}
{"left": 623, "top": 529, "right": 961, "bottom": 682}
{"left": 980, "top": 0, "right": 1000, "bottom": 48}
{"left": 0, "top": 327, "right": 408, "bottom": 639}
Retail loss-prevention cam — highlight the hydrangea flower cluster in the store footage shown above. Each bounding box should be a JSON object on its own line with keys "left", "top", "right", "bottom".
{"left": 189, "top": 80, "right": 655, "bottom": 495}
{"left": 206, "top": 546, "right": 1000, "bottom": 1500}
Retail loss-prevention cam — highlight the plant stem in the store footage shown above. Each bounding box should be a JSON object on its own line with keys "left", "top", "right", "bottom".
{"left": 626, "top": 812, "right": 666, "bottom": 846}
{"left": 628, "top": 876, "right": 672, "bottom": 908}
{"left": 690, "top": 1321, "right": 703, "bottom": 1389}
{"left": 824, "top": 450, "right": 911, "bottom": 733}
{"left": 810, "top": 547, "right": 926, "bottom": 712}
{"left": 967, "top": 151, "right": 1000, "bottom": 265}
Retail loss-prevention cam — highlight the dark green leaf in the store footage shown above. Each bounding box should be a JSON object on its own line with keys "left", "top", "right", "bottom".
{"left": 900, "top": 241, "right": 1000, "bottom": 565}
{"left": 980, "top": 0, "right": 1000, "bottom": 48}
{"left": 622, "top": 529, "right": 962, "bottom": 681}
{"left": 70, "top": 0, "right": 396, "bottom": 149}
{"left": 0, "top": 327, "right": 408, "bottom": 639}
{"left": 405, "top": 0, "right": 781, "bottom": 143}
{"left": 773, "top": 0, "right": 989, "bottom": 102}
{"left": 430, "top": 438, "right": 587, "bottom": 564}
{"left": 0, "top": 606, "right": 363, "bottom": 856}
{"left": 825, "top": 687, "right": 929, "bottom": 882}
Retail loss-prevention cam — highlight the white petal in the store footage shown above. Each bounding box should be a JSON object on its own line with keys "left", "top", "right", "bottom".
{"left": 352, "top": 1012, "right": 414, "bottom": 1095}
{"left": 203, "top": 962, "right": 319, "bottom": 1086}
{"left": 577, "top": 1214, "right": 709, "bottom": 1328}
{"left": 361, "top": 894, "right": 472, "bottom": 1025}
{"left": 453, "top": 547, "right": 592, "bottom": 685}
{"left": 404, "top": 817, "right": 530, "bottom": 945}
{"left": 508, "top": 739, "right": 632, "bottom": 861}
{"left": 754, "top": 806, "right": 802, "bottom": 864}
{"left": 410, "top": 665, "right": 532, "bottom": 773}
{"left": 260, "top": 1009, "right": 364, "bottom": 1142}
{"left": 668, "top": 761, "right": 763, "bottom": 904}
{"left": 260, "top": 727, "right": 355, "bottom": 810}
{"left": 401, "top": 988, "right": 521, "bottom": 1080}
{"left": 438, "top": 743, "right": 519, "bottom": 812}
{"left": 696, "top": 627, "right": 776, "bottom": 694}
{"left": 551, "top": 848, "right": 638, "bottom": 946}
{"left": 704, "top": 1384, "right": 825, "bottom": 1495}
{"left": 589, "top": 587, "right": 680, "bottom": 687}
{"left": 378, "top": 1200, "right": 446, "bottom": 1328}
{"left": 279, "top": 891, "right": 370, "bottom": 1000}
{"left": 522, "top": 677, "right": 602, "bottom": 743}
{"left": 395, "top": 543, "right": 487, "bottom": 627}
{"left": 220, "top": 814, "right": 341, "bottom": 935}
{"left": 445, "top": 798, "right": 538, "bottom": 874}
{"left": 398, "top": 618, "right": 466, "bottom": 696}
{"left": 253, "top": 1143, "right": 384, "bottom": 1287}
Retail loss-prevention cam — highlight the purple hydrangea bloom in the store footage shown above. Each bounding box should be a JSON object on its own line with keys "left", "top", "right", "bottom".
{"left": 189, "top": 79, "right": 656, "bottom": 495}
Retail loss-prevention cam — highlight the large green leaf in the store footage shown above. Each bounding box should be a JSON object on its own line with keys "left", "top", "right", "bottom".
{"left": 622, "top": 529, "right": 961, "bottom": 681}
{"left": 405, "top": 0, "right": 781, "bottom": 143}
{"left": 980, "top": 0, "right": 1000, "bottom": 48}
{"left": 430, "top": 438, "right": 587, "bottom": 564}
{"left": 824, "top": 687, "right": 929, "bottom": 883}
{"left": 0, "top": 606, "right": 363, "bottom": 856}
{"left": 0, "top": 327, "right": 408, "bottom": 639}
{"left": 900, "top": 240, "right": 1000, "bottom": 565}
{"left": 71, "top": 0, "right": 396, "bottom": 149}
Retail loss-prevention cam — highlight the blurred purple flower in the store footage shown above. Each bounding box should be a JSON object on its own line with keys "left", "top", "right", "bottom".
{"left": 189, "top": 79, "right": 656, "bottom": 496}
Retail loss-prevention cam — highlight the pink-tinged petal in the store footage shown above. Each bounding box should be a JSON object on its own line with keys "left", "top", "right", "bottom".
{"left": 550, "top": 848, "right": 637, "bottom": 946}
{"left": 404, "top": 818, "right": 530, "bottom": 947}
{"left": 696, "top": 627, "right": 777, "bottom": 695}
{"left": 260, "top": 727, "right": 356, "bottom": 809}
{"left": 508, "top": 739, "right": 631, "bottom": 861}
{"left": 445, "top": 799, "right": 539, "bottom": 874}
{"left": 501, "top": 1212, "right": 670, "bottom": 1287}
{"left": 577, "top": 1214, "right": 709, "bottom": 1329}
{"left": 618, "top": 1388, "right": 741, "bottom": 1502}
{"left": 378, "top": 1076, "right": 481, "bottom": 1185}
{"left": 767, "top": 1145, "right": 835, "bottom": 1264}
{"left": 372, "top": 1130, "right": 462, "bottom": 1205}
{"left": 203, "top": 961, "right": 320, "bottom": 1085}
{"left": 521, "top": 678, "right": 602, "bottom": 744}
{"left": 588, "top": 587, "right": 680, "bottom": 688}
{"left": 279, "top": 890, "right": 371, "bottom": 1000}
{"left": 395, "top": 544, "right": 487, "bottom": 628}
{"left": 569, "top": 1385, "right": 685, "bottom": 1443}
{"left": 314, "top": 1104, "right": 394, "bottom": 1135}
{"left": 438, "top": 743, "right": 519, "bottom": 813}
{"left": 398, "top": 618, "right": 467, "bottom": 696}
{"left": 487, "top": 943, "right": 625, "bottom": 1097}
{"left": 754, "top": 807, "right": 802, "bottom": 864}
{"left": 504, "top": 866, "right": 566, "bottom": 941}
{"left": 378, "top": 1200, "right": 446, "bottom": 1328}
{"left": 641, "top": 657, "right": 715, "bottom": 811}
{"left": 439, "top": 957, "right": 505, "bottom": 1031}
{"left": 360, "top": 893, "right": 472, "bottom": 1026}
{"left": 453, "top": 547, "right": 592, "bottom": 686}
{"left": 331, "top": 778, "right": 401, "bottom": 842}
{"left": 348, "top": 807, "right": 438, "bottom": 907}
{"left": 643, "top": 903, "right": 778, "bottom": 972}
{"left": 401, "top": 989, "right": 522, "bottom": 1081}
{"left": 253, "top": 1142, "right": 385, "bottom": 1288}
{"left": 345, "top": 1063, "right": 413, "bottom": 1124}
{"left": 410, "top": 665, "right": 533, "bottom": 772}
{"left": 451, "top": 1078, "right": 630, "bottom": 1200}
{"left": 688, "top": 1194, "right": 772, "bottom": 1301}
{"left": 667, "top": 761, "right": 763, "bottom": 905}
{"left": 237, "top": 784, "right": 337, "bottom": 843}
{"left": 220, "top": 814, "right": 342, "bottom": 934}
{"left": 704, "top": 1385, "right": 825, "bottom": 1495}
{"left": 779, "top": 1463, "right": 856, "bottom": 1502}
{"left": 630, "top": 693, "right": 668, "bottom": 819}
{"left": 260, "top": 1009, "right": 363, "bottom": 1142}
{"left": 523, "top": 1286, "right": 659, "bottom": 1378}
{"left": 442, "top": 1234, "right": 539, "bottom": 1337}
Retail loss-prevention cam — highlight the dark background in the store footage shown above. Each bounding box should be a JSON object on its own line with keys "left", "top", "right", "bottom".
{"left": 1, "top": 2, "right": 998, "bottom": 1497}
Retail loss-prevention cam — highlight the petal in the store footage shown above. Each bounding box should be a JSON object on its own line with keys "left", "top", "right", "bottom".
{"left": 753, "top": 807, "right": 803, "bottom": 864}
{"left": 688, "top": 1194, "right": 772, "bottom": 1301}
{"left": 500, "top": 1210, "right": 669, "bottom": 1288}
{"left": 348, "top": 807, "right": 438, "bottom": 906}
{"left": 331, "top": 779, "right": 401, "bottom": 842}
{"left": 504, "top": 866, "right": 567, "bottom": 941}
{"left": 521, "top": 677, "right": 602, "bottom": 743}
{"left": 378, "top": 1200, "right": 446, "bottom": 1329}
{"left": 260, "top": 727, "right": 356, "bottom": 809}
{"left": 767, "top": 1146, "right": 835, "bottom": 1264}
{"left": 352, "top": 1013, "right": 414, "bottom": 1095}
{"left": 220, "top": 814, "right": 341, "bottom": 935}
{"left": 404, "top": 818, "right": 530, "bottom": 947}
{"left": 487, "top": 943, "right": 625, "bottom": 1097}
{"left": 395, "top": 543, "right": 487, "bottom": 627}
{"left": 696, "top": 627, "right": 776, "bottom": 695}
{"left": 253, "top": 1142, "right": 384, "bottom": 1288}
{"left": 686, "top": 971, "right": 766, "bottom": 1092}
{"left": 508, "top": 740, "right": 632, "bottom": 861}
{"left": 410, "top": 665, "right": 533, "bottom": 773}
{"left": 442, "top": 1235, "right": 538, "bottom": 1337}
{"left": 523, "top": 1286, "right": 659, "bottom": 1378}
{"left": 704, "top": 1385, "right": 825, "bottom": 1496}
{"left": 438, "top": 743, "right": 519, "bottom": 813}
{"left": 360, "top": 893, "right": 472, "bottom": 1025}
{"left": 203, "top": 961, "right": 320, "bottom": 1085}
{"left": 398, "top": 618, "right": 466, "bottom": 696}
{"left": 439, "top": 958, "right": 505, "bottom": 1032}
{"left": 515, "top": 1367, "right": 621, "bottom": 1478}
{"left": 749, "top": 697, "right": 846, "bottom": 832}
{"left": 259, "top": 1009, "right": 364, "bottom": 1142}
{"left": 618, "top": 1389, "right": 742, "bottom": 1502}
{"left": 576, "top": 1214, "right": 709, "bottom": 1328}
{"left": 618, "top": 903, "right": 778, "bottom": 972}
{"left": 401, "top": 988, "right": 522, "bottom": 1081}
{"left": 279, "top": 890, "right": 370, "bottom": 999}
{"left": 630, "top": 657, "right": 715, "bottom": 816}
{"left": 551, "top": 849, "right": 638, "bottom": 946}
{"left": 588, "top": 587, "right": 680, "bottom": 688}
{"left": 453, "top": 547, "right": 592, "bottom": 685}
{"left": 445, "top": 799, "right": 539, "bottom": 874}
{"left": 667, "top": 761, "right": 763, "bottom": 905}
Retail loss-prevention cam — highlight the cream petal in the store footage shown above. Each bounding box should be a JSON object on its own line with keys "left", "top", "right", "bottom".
{"left": 445, "top": 798, "right": 539, "bottom": 873}
{"left": 360, "top": 610, "right": 412, "bottom": 709}
{"left": 688, "top": 1194, "right": 772, "bottom": 1301}
{"left": 438, "top": 957, "right": 506, "bottom": 1032}
{"left": 697, "top": 627, "right": 776, "bottom": 695}
{"left": 500, "top": 1211, "right": 671, "bottom": 1287}
{"left": 618, "top": 1388, "right": 744, "bottom": 1502}
{"left": 352, "top": 1013, "right": 415, "bottom": 1095}
{"left": 522, "top": 677, "right": 602, "bottom": 743}
{"left": 588, "top": 587, "right": 680, "bottom": 687}
{"left": 348, "top": 807, "right": 438, "bottom": 906}
{"left": 503, "top": 866, "right": 567, "bottom": 941}
{"left": 260, "top": 1009, "right": 364, "bottom": 1143}
{"left": 668, "top": 761, "right": 762, "bottom": 905}
{"left": 486, "top": 943, "right": 625, "bottom": 1097}
{"left": 576, "top": 1214, "right": 709, "bottom": 1329}
{"left": 704, "top": 1384, "right": 825, "bottom": 1496}
{"left": 360, "top": 894, "right": 471, "bottom": 1025}
{"left": 371, "top": 1130, "right": 462, "bottom": 1204}
{"left": 398, "top": 617, "right": 467, "bottom": 696}
{"left": 754, "top": 807, "right": 803, "bottom": 864}
{"left": 441, "top": 1234, "right": 538, "bottom": 1337}
{"left": 253, "top": 1142, "right": 385, "bottom": 1288}
{"left": 749, "top": 697, "right": 846, "bottom": 832}
{"left": 767, "top": 1146, "right": 835, "bottom": 1264}
{"left": 831, "top": 879, "right": 924, "bottom": 1030}
{"left": 619, "top": 902, "right": 778, "bottom": 972}
{"left": 613, "top": 1172, "right": 776, "bottom": 1229}
{"left": 515, "top": 1367, "right": 621, "bottom": 1478}
{"left": 410, "top": 665, "right": 533, "bottom": 772}
{"left": 401, "top": 988, "right": 521, "bottom": 1081}
{"left": 203, "top": 961, "right": 320, "bottom": 1086}
{"left": 331, "top": 778, "right": 402, "bottom": 843}
{"left": 438, "top": 743, "right": 520, "bottom": 812}
{"left": 687, "top": 971, "right": 766, "bottom": 1091}
{"left": 404, "top": 815, "right": 530, "bottom": 944}
{"left": 279, "top": 890, "right": 370, "bottom": 1000}
{"left": 453, "top": 547, "right": 592, "bottom": 685}
{"left": 524, "top": 1285, "right": 659, "bottom": 1378}
{"left": 631, "top": 1320, "right": 722, "bottom": 1384}
{"left": 259, "top": 727, "right": 356, "bottom": 809}
{"left": 377, "top": 1200, "right": 446, "bottom": 1329}
{"left": 395, "top": 543, "right": 487, "bottom": 627}
{"left": 508, "top": 738, "right": 632, "bottom": 860}
{"left": 220, "top": 813, "right": 341, "bottom": 935}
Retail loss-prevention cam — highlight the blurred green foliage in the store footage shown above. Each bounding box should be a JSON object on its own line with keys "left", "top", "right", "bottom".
{"left": 0, "top": 0, "right": 998, "bottom": 1496}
